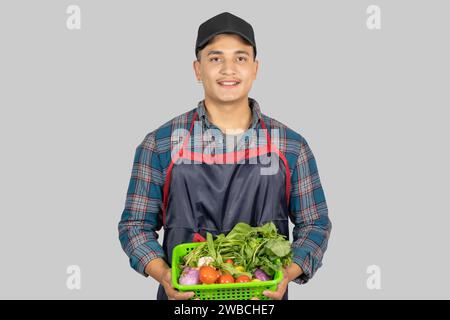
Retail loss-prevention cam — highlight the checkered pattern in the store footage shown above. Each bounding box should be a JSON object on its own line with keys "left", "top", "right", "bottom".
{"left": 118, "top": 97, "right": 331, "bottom": 284}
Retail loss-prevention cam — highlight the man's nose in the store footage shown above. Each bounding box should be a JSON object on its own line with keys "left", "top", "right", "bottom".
{"left": 220, "top": 59, "right": 236, "bottom": 74}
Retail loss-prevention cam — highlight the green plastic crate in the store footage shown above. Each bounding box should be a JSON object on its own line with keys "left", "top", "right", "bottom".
{"left": 171, "top": 242, "right": 283, "bottom": 300}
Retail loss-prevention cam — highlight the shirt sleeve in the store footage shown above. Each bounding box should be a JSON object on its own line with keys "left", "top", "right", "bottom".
{"left": 118, "top": 132, "right": 166, "bottom": 277}
{"left": 289, "top": 137, "right": 332, "bottom": 284}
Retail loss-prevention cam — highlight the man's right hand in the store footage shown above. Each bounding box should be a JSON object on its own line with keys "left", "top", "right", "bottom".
{"left": 160, "top": 268, "right": 196, "bottom": 300}
{"left": 145, "top": 258, "right": 195, "bottom": 300}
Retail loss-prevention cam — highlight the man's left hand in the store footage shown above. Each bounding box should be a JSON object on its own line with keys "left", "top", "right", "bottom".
{"left": 251, "top": 264, "right": 303, "bottom": 300}
{"left": 261, "top": 268, "right": 289, "bottom": 300}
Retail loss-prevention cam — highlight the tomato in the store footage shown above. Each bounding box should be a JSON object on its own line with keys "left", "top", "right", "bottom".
{"left": 217, "top": 274, "right": 235, "bottom": 284}
{"left": 199, "top": 266, "right": 220, "bottom": 284}
{"left": 225, "top": 259, "right": 234, "bottom": 265}
{"left": 235, "top": 275, "right": 251, "bottom": 283}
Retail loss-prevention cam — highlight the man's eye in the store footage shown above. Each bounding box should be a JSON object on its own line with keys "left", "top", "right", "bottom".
{"left": 209, "top": 57, "right": 221, "bottom": 62}
{"left": 237, "top": 57, "right": 247, "bottom": 62}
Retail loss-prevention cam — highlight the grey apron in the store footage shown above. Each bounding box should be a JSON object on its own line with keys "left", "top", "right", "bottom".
{"left": 157, "top": 112, "right": 291, "bottom": 300}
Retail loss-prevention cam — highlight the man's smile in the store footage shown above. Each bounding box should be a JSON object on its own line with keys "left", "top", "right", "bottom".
{"left": 217, "top": 79, "right": 241, "bottom": 88}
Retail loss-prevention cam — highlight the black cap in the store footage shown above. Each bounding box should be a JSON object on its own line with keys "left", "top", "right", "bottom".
{"left": 195, "top": 12, "right": 257, "bottom": 58}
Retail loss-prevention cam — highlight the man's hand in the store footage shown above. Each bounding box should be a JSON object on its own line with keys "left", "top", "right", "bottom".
{"left": 261, "top": 268, "right": 289, "bottom": 300}
{"left": 145, "top": 258, "right": 195, "bottom": 300}
{"left": 257, "top": 264, "right": 304, "bottom": 300}
{"left": 160, "top": 268, "right": 196, "bottom": 300}
{"left": 161, "top": 268, "right": 195, "bottom": 300}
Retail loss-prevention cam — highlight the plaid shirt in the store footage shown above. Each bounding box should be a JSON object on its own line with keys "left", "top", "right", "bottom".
{"left": 118, "top": 98, "right": 331, "bottom": 284}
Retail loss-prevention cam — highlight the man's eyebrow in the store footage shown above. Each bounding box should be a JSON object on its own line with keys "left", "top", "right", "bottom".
{"left": 234, "top": 50, "right": 250, "bottom": 56}
{"left": 207, "top": 50, "right": 251, "bottom": 56}
{"left": 207, "top": 50, "right": 223, "bottom": 56}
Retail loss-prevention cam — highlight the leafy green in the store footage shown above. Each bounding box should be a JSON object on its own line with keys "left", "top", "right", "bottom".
{"left": 207, "top": 232, "right": 216, "bottom": 260}
{"left": 265, "top": 239, "right": 292, "bottom": 257}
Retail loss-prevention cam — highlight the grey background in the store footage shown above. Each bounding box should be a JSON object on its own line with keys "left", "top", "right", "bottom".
{"left": 0, "top": 0, "right": 449, "bottom": 299}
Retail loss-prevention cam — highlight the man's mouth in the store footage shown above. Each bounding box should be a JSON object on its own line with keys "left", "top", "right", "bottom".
{"left": 217, "top": 80, "right": 241, "bottom": 88}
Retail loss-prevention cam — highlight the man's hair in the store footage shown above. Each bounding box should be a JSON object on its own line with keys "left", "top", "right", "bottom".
{"left": 196, "top": 33, "right": 256, "bottom": 62}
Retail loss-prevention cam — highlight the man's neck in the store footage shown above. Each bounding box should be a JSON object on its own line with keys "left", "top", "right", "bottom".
{"left": 203, "top": 96, "right": 253, "bottom": 135}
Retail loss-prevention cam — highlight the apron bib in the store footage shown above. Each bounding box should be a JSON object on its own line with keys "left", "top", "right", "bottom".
{"left": 157, "top": 112, "right": 291, "bottom": 300}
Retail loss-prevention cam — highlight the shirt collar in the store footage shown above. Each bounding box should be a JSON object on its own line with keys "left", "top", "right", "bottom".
{"left": 196, "top": 97, "right": 262, "bottom": 130}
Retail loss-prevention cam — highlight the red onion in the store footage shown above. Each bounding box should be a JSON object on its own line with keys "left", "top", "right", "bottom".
{"left": 179, "top": 267, "right": 200, "bottom": 285}
{"left": 253, "top": 268, "right": 272, "bottom": 281}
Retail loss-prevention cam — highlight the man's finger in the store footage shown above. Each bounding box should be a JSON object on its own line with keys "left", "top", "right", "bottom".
{"left": 165, "top": 286, "right": 178, "bottom": 300}
{"left": 262, "top": 289, "right": 281, "bottom": 300}
{"left": 164, "top": 284, "right": 195, "bottom": 300}
{"left": 263, "top": 280, "right": 287, "bottom": 300}
{"left": 173, "top": 290, "right": 195, "bottom": 300}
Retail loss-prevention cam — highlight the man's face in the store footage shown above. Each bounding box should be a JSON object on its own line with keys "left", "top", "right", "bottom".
{"left": 193, "top": 34, "right": 259, "bottom": 104}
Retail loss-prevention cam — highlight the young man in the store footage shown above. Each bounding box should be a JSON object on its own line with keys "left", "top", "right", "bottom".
{"left": 118, "top": 12, "right": 332, "bottom": 300}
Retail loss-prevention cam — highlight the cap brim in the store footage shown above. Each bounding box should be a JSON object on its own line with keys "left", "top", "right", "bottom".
{"left": 197, "top": 29, "right": 256, "bottom": 52}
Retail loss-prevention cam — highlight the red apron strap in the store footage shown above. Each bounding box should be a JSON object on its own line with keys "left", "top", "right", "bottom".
{"left": 259, "top": 116, "right": 271, "bottom": 154}
{"left": 162, "top": 112, "right": 198, "bottom": 227}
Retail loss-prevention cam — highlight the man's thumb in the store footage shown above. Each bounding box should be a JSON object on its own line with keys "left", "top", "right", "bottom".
{"left": 184, "top": 291, "right": 195, "bottom": 299}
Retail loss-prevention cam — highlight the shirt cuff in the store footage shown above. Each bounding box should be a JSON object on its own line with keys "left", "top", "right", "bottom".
{"left": 130, "top": 243, "right": 167, "bottom": 277}
{"left": 291, "top": 250, "right": 315, "bottom": 285}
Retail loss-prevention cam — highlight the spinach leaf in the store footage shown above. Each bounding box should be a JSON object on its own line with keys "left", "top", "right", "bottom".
{"left": 225, "top": 222, "right": 252, "bottom": 240}
{"left": 265, "top": 239, "right": 292, "bottom": 257}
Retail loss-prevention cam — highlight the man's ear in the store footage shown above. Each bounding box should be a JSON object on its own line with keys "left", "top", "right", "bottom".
{"left": 253, "top": 59, "right": 259, "bottom": 80}
{"left": 193, "top": 60, "right": 201, "bottom": 81}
